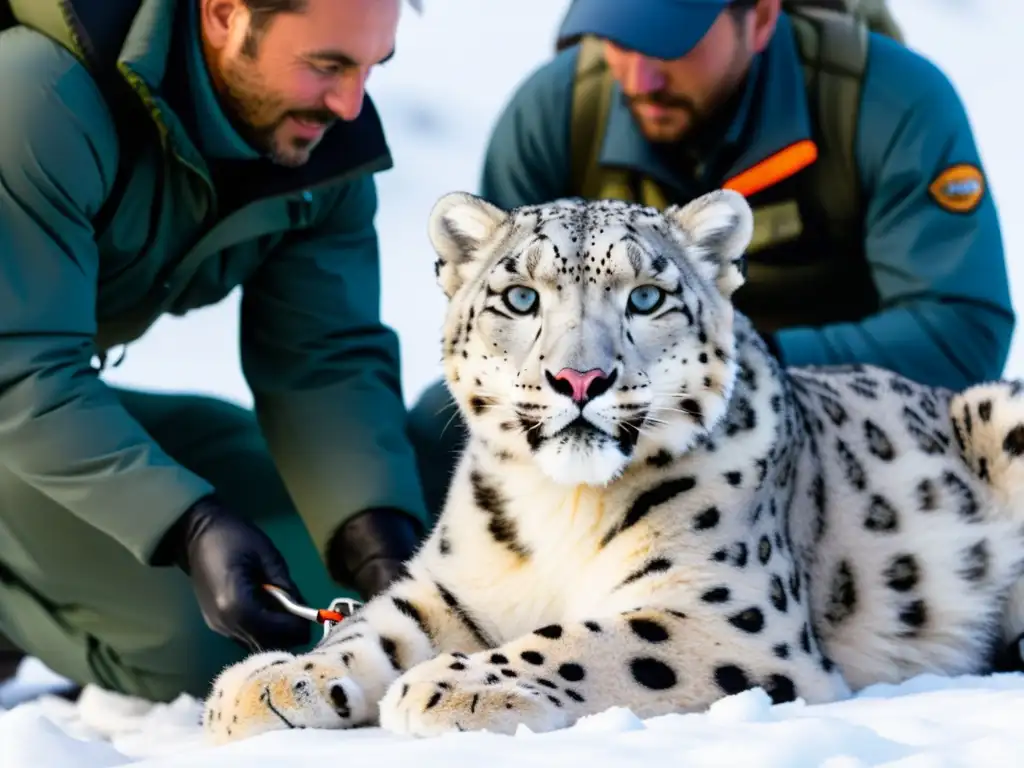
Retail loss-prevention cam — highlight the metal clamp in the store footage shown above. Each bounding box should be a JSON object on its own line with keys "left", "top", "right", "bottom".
{"left": 262, "top": 584, "right": 363, "bottom": 640}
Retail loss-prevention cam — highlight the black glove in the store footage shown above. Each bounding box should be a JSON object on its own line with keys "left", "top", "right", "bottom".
{"left": 153, "top": 495, "right": 310, "bottom": 652}
{"left": 326, "top": 508, "right": 423, "bottom": 599}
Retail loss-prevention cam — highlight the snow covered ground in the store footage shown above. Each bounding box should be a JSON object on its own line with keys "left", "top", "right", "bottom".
{"left": 2, "top": 0, "right": 1023, "bottom": 765}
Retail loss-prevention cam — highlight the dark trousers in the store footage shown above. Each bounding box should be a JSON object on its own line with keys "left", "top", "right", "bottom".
{"left": 0, "top": 379, "right": 463, "bottom": 702}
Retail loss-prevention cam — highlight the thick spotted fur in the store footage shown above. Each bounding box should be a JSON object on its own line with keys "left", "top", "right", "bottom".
{"left": 202, "top": 190, "right": 1024, "bottom": 743}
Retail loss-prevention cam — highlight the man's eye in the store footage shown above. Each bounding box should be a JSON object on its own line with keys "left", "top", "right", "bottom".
{"left": 309, "top": 62, "right": 342, "bottom": 76}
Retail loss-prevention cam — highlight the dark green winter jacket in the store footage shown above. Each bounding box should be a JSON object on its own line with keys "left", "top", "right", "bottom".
{"left": 0, "top": 0, "right": 428, "bottom": 565}
{"left": 479, "top": 13, "right": 1015, "bottom": 391}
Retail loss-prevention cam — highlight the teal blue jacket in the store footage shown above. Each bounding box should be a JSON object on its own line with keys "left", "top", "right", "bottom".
{"left": 0, "top": 0, "right": 428, "bottom": 566}
{"left": 478, "top": 14, "right": 1015, "bottom": 391}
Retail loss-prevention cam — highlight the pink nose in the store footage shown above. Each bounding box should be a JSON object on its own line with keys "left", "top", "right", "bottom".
{"left": 552, "top": 368, "right": 611, "bottom": 404}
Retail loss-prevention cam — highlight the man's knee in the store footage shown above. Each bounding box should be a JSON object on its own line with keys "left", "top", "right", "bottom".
{"left": 407, "top": 379, "right": 466, "bottom": 520}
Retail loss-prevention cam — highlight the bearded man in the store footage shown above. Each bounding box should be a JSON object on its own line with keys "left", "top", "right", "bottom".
{"left": 0, "top": 0, "right": 431, "bottom": 703}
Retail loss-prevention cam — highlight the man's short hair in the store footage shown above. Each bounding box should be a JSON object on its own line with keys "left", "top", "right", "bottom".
{"left": 241, "top": 0, "right": 422, "bottom": 49}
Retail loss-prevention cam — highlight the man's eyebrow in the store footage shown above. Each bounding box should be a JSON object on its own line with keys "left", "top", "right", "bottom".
{"left": 305, "top": 48, "right": 395, "bottom": 67}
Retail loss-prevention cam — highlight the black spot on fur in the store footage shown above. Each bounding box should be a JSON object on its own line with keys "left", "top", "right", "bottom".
{"left": 799, "top": 625, "right": 812, "bottom": 654}
{"left": 903, "top": 406, "right": 946, "bottom": 454}
{"left": 629, "top": 657, "right": 678, "bottom": 690}
{"left": 621, "top": 558, "right": 672, "bottom": 587}
{"left": 647, "top": 449, "right": 673, "bottom": 468}
{"left": 714, "top": 664, "right": 751, "bottom": 695}
{"left": 725, "top": 471, "right": 743, "bottom": 487}
{"left": 959, "top": 540, "right": 990, "bottom": 583}
{"left": 820, "top": 396, "right": 848, "bottom": 426}
{"left": 824, "top": 560, "right": 857, "bottom": 625}
{"left": 916, "top": 479, "right": 938, "bottom": 511}
{"left": 884, "top": 554, "right": 920, "bottom": 593}
{"left": 629, "top": 617, "right": 670, "bottom": 643}
{"left": 535, "top": 624, "right": 563, "bottom": 639}
{"left": 727, "top": 607, "right": 765, "bottom": 634}
{"left": 864, "top": 494, "right": 899, "bottom": 532}
{"left": 725, "top": 397, "right": 757, "bottom": 436}
{"left": 392, "top": 597, "right": 433, "bottom": 641}
{"left": 602, "top": 477, "right": 698, "bottom": 546}
{"left": 978, "top": 400, "right": 992, "bottom": 422}
{"left": 889, "top": 376, "right": 914, "bottom": 396}
{"left": 584, "top": 621, "right": 602, "bottom": 633}
{"left": 701, "top": 587, "right": 731, "bottom": 604}
{"left": 848, "top": 376, "right": 879, "bottom": 399}
{"left": 898, "top": 600, "right": 928, "bottom": 634}
{"left": 558, "top": 663, "right": 585, "bottom": 682}
{"left": 380, "top": 636, "right": 401, "bottom": 670}
{"left": 1004, "top": 425, "right": 1024, "bottom": 457}
{"left": 490, "top": 653, "right": 509, "bottom": 665}
{"left": 773, "top": 643, "right": 790, "bottom": 659}
{"left": 758, "top": 535, "right": 772, "bottom": 565}
{"left": 836, "top": 439, "right": 867, "bottom": 491}
{"left": 521, "top": 651, "right": 545, "bottom": 665}
{"left": 864, "top": 419, "right": 896, "bottom": 461}
{"left": 470, "top": 470, "right": 531, "bottom": 559}
{"left": 764, "top": 674, "right": 797, "bottom": 704}
{"left": 942, "top": 471, "right": 979, "bottom": 520}
{"left": 694, "top": 506, "right": 721, "bottom": 530}
{"left": 770, "top": 574, "right": 788, "bottom": 613}
{"left": 811, "top": 473, "right": 826, "bottom": 541}
{"left": 680, "top": 398, "right": 704, "bottom": 428}
{"left": 435, "top": 582, "right": 494, "bottom": 648}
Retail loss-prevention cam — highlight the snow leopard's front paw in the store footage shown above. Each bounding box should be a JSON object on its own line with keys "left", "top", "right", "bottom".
{"left": 202, "top": 650, "right": 371, "bottom": 744}
{"left": 377, "top": 651, "right": 571, "bottom": 737}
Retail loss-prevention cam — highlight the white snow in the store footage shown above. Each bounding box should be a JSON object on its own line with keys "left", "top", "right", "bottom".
{"left": 2, "top": 0, "right": 1023, "bottom": 765}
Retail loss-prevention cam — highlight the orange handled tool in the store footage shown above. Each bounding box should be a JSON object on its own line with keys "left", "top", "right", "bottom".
{"left": 262, "top": 584, "right": 361, "bottom": 632}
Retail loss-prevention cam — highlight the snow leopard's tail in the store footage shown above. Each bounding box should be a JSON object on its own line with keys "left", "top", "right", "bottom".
{"left": 949, "top": 379, "right": 1024, "bottom": 505}
{"left": 949, "top": 379, "right": 1024, "bottom": 660}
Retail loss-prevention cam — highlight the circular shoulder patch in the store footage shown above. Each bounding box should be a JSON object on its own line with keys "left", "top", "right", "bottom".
{"left": 927, "top": 163, "right": 985, "bottom": 214}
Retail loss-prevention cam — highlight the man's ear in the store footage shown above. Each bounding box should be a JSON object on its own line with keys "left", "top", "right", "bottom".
{"left": 428, "top": 192, "right": 509, "bottom": 298}
{"left": 663, "top": 189, "right": 753, "bottom": 299}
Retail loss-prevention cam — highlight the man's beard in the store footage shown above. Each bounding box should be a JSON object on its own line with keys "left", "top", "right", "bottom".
{"left": 622, "top": 90, "right": 707, "bottom": 143}
{"left": 217, "top": 56, "right": 336, "bottom": 167}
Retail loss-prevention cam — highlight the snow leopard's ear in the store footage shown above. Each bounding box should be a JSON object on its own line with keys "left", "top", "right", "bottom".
{"left": 428, "top": 192, "right": 510, "bottom": 299}
{"left": 663, "top": 189, "right": 753, "bottom": 299}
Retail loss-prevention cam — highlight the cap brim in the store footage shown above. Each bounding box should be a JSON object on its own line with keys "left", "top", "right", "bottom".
{"left": 557, "top": 0, "right": 725, "bottom": 60}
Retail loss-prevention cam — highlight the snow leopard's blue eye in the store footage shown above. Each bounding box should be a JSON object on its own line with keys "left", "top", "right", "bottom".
{"left": 503, "top": 286, "right": 539, "bottom": 315}
{"left": 627, "top": 285, "right": 665, "bottom": 315}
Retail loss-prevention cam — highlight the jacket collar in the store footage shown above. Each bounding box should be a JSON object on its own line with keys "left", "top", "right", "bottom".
{"left": 597, "top": 13, "right": 812, "bottom": 199}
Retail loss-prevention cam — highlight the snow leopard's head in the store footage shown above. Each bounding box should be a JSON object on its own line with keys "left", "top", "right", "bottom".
{"left": 428, "top": 189, "right": 753, "bottom": 486}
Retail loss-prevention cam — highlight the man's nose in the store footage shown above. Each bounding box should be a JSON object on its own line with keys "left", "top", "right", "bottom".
{"left": 624, "top": 54, "right": 667, "bottom": 95}
{"left": 324, "top": 72, "right": 368, "bottom": 121}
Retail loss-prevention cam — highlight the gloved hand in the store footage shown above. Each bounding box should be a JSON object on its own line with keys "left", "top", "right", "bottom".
{"left": 326, "top": 508, "right": 423, "bottom": 600}
{"left": 153, "top": 495, "right": 310, "bottom": 652}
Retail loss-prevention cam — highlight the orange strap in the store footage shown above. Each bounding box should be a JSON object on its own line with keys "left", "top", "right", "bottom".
{"left": 724, "top": 139, "right": 819, "bottom": 198}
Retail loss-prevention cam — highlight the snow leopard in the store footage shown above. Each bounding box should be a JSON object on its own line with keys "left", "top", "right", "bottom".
{"left": 201, "top": 188, "right": 1024, "bottom": 743}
